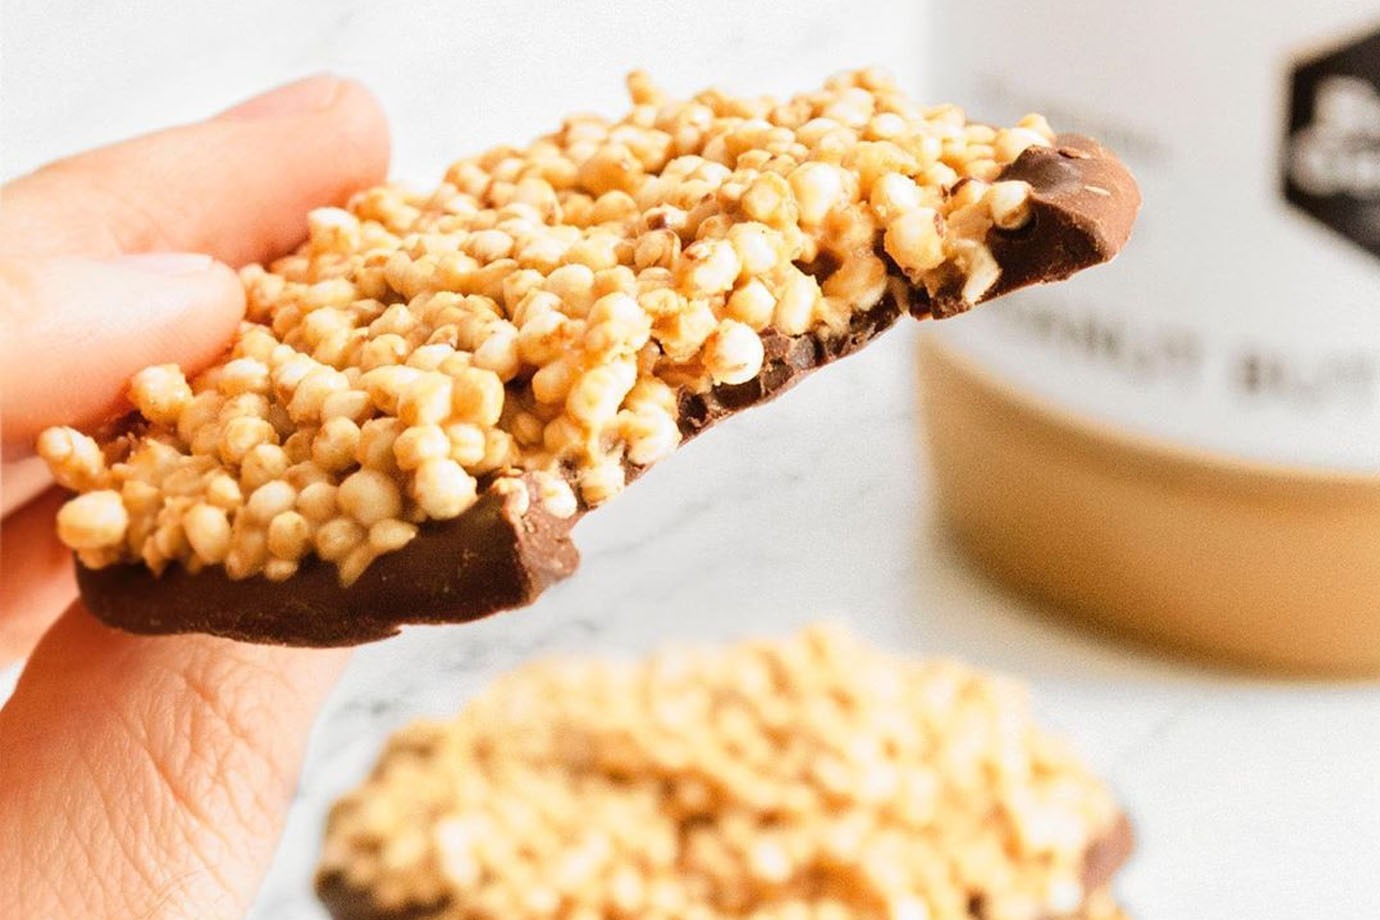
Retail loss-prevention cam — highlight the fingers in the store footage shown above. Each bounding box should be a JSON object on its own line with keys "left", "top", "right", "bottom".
{"left": 0, "top": 488, "right": 74, "bottom": 665}
{"left": 0, "top": 74, "right": 390, "bottom": 267}
{"left": 0, "top": 605, "right": 350, "bottom": 919}
{"left": 0, "top": 253, "right": 245, "bottom": 451}
{"left": 0, "top": 80, "right": 383, "bottom": 916}
{"left": 2, "top": 455, "right": 52, "bottom": 517}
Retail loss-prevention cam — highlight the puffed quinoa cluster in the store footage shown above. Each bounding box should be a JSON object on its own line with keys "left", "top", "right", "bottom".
{"left": 317, "top": 626, "right": 1126, "bottom": 920}
{"left": 38, "top": 69, "right": 1056, "bottom": 585}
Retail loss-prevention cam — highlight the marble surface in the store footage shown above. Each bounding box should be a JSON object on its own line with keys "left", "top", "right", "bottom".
{"left": 4, "top": 3, "right": 1379, "bottom": 918}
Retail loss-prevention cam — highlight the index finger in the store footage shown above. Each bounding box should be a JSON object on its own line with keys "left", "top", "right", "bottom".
{"left": 0, "top": 74, "right": 391, "bottom": 266}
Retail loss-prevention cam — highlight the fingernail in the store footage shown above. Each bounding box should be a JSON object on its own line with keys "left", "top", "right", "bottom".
{"left": 217, "top": 74, "right": 347, "bottom": 121}
{"left": 113, "top": 252, "right": 215, "bottom": 275}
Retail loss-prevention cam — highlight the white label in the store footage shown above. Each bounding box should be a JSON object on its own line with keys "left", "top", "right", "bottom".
{"left": 929, "top": 2, "right": 1380, "bottom": 470}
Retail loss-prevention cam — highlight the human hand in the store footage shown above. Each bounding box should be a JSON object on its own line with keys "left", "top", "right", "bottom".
{"left": 0, "top": 75, "right": 389, "bottom": 919}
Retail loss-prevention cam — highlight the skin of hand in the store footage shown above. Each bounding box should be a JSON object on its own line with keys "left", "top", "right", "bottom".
{"left": 0, "top": 75, "right": 390, "bottom": 919}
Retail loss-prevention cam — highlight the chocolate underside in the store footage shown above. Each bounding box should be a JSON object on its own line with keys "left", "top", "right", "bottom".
{"left": 314, "top": 813, "right": 1135, "bottom": 920}
{"left": 77, "top": 474, "right": 580, "bottom": 646}
{"left": 73, "top": 134, "right": 1137, "bottom": 646}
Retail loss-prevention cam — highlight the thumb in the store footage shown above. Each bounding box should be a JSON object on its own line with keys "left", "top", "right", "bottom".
{"left": 0, "top": 253, "right": 245, "bottom": 453}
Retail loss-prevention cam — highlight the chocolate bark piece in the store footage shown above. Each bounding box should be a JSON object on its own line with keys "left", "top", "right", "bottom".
{"left": 313, "top": 624, "right": 1136, "bottom": 920}
{"left": 313, "top": 814, "right": 1135, "bottom": 920}
{"left": 316, "top": 822, "right": 1133, "bottom": 920}
{"left": 67, "top": 134, "right": 1137, "bottom": 646}
{"left": 926, "top": 134, "right": 1141, "bottom": 318}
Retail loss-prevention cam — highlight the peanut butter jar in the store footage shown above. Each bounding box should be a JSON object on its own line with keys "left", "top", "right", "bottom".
{"left": 921, "top": 337, "right": 1380, "bottom": 675}
{"left": 925, "top": 3, "right": 1380, "bottom": 674}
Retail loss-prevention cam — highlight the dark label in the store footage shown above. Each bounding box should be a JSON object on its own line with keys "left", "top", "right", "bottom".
{"left": 1284, "top": 25, "right": 1380, "bottom": 258}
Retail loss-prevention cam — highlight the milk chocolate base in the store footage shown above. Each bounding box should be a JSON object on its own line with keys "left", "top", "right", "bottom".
{"left": 71, "top": 135, "right": 1137, "bottom": 646}
{"left": 76, "top": 474, "right": 579, "bottom": 646}
{"left": 313, "top": 813, "right": 1134, "bottom": 920}
{"left": 929, "top": 134, "right": 1141, "bottom": 319}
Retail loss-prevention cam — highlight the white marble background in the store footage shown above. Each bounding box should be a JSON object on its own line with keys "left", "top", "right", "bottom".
{"left": 4, "top": 2, "right": 1379, "bottom": 918}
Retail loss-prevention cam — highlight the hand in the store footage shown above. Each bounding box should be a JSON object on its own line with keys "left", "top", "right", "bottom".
{"left": 0, "top": 75, "right": 389, "bottom": 919}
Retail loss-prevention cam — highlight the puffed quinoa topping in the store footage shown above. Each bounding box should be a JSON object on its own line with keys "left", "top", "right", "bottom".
{"left": 38, "top": 70, "right": 1059, "bottom": 585}
{"left": 35, "top": 427, "right": 106, "bottom": 492}
{"left": 56, "top": 490, "right": 128, "bottom": 550}
{"left": 702, "top": 319, "right": 766, "bottom": 385}
{"left": 317, "top": 626, "right": 1126, "bottom": 920}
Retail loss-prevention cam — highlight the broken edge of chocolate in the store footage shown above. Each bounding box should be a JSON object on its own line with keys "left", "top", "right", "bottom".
{"left": 927, "top": 134, "right": 1141, "bottom": 319}
{"left": 77, "top": 473, "right": 579, "bottom": 646}
{"left": 677, "top": 292, "right": 905, "bottom": 439}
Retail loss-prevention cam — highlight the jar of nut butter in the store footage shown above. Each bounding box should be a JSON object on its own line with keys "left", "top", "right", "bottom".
{"left": 922, "top": 2, "right": 1380, "bottom": 673}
